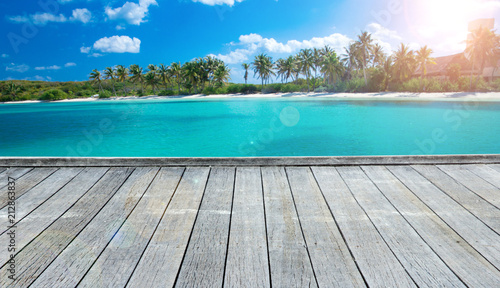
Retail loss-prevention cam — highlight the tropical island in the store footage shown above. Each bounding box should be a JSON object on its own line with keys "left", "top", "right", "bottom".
{"left": 1, "top": 27, "right": 499, "bottom": 103}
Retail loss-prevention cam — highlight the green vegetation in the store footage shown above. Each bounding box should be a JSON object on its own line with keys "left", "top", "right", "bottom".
{"left": 1, "top": 28, "right": 499, "bottom": 102}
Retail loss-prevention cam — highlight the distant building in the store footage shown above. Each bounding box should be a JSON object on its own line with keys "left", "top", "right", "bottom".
{"left": 414, "top": 18, "right": 499, "bottom": 80}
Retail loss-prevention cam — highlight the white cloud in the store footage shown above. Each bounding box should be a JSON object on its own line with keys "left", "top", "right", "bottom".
{"left": 116, "top": 25, "right": 126, "bottom": 30}
{"left": 192, "top": 0, "right": 244, "bottom": 6}
{"left": 239, "top": 33, "right": 263, "bottom": 44}
{"left": 1, "top": 54, "right": 9, "bottom": 58}
{"left": 80, "top": 46, "right": 91, "bottom": 53}
{"left": 105, "top": 0, "right": 158, "bottom": 25}
{"left": 8, "top": 9, "right": 92, "bottom": 25}
{"left": 31, "top": 13, "right": 67, "bottom": 25}
{"left": 70, "top": 8, "right": 92, "bottom": 24}
{"left": 90, "top": 53, "right": 103, "bottom": 57}
{"left": 92, "top": 36, "right": 141, "bottom": 53}
{"left": 5, "top": 63, "right": 29, "bottom": 73}
{"left": 65, "top": 62, "right": 77, "bottom": 67}
{"left": 32, "top": 75, "right": 52, "bottom": 81}
{"left": 35, "top": 65, "right": 62, "bottom": 70}
{"left": 211, "top": 33, "right": 352, "bottom": 64}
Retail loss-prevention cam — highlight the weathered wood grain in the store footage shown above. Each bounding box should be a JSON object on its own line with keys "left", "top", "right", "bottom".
{"left": 126, "top": 167, "right": 210, "bottom": 288}
{"left": 365, "top": 166, "right": 500, "bottom": 287}
{"left": 224, "top": 167, "right": 270, "bottom": 288}
{"left": 465, "top": 164, "right": 500, "bottom": 189}
{"left": 0, "top": 167, "right": 109, "bottom": 267}
{"left": 312, "top": 166, "right": 416, "bottom": 287}
{"left": 1, "top": 154, "right": 499, "bottom": 167}
{"left": 261, "top": 167, "right": 317, "bottom": 288}
{"left": 388, "top": 165, "right": 500, "bottom": 269}
{"left": 174, "top": 167, "right": 235, "bottom": 288}
{"left": 0, "top": 167, "right": 32, "bottom": 180}
{"left": 76, "top": 167, "right": 184, "bottom": 288}
{"left": 489, "top": 164, "right": 500, "bottom": 173}
{"left": 286, "top": 167, "right": 365, "bottom": 287}
{"left": 0, "top": 168, "right": 83, "bottom": 232}
{"left": 32, "top": 167, "right": 159, "bottom": 287}
{"left": 437, "top": 165, "right": 500, "bottom": 208}
{"left": 0, "top": 167, "right": 134, "bottom": 287}
{"left": 412, "top": 165, "right": 500, "bottom": 233}
{"left": 337, "top": 166, "right": 464, "bottom": 287}
{"left": 0, "top": 167, "right": 57, "bottom": 209}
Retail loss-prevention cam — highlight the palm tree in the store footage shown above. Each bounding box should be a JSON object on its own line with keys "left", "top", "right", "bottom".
{"left": 104, "top": 67, "right": 117, "bottom": 96}
{"left": 393, "top": 43, "right": 415, "bottom": 83}
{"left": 371, "top": 43, "right": 386, "bottom": 67}
{"left": 382, "top": 56, "right": 393, "bottom": 91}
{"left": 283, "top": 55, "right": 297, "bottom": 83}
{"left": 144, "top": 71, "right": 159, "bottom": 93}
{"left": 415, "top": 46, "right": 436, "bottom": 91}
{"left": 147, "top": 64, "right": 158, "bottom": 74}
{"left": 6, "top": 82, "right": 21, "bottom": 99}
{"left": 465, "top": 26, "right": 497, "bottom": 89}
{"left": 275, "top": 58, "right": 287, "bottom": 83}
{"left": 321, "top": 51, "right": 344, "bottom": 89}
{"left": 170, "top": 62, "right": 183, "bottom": 93}
{"left": 312, "top": 47, "right": 323, "bottom": 90}
{"left": 320, "top": 45, "right": 334, "bottom": 58}
{"left": 357, "top": 31, "right": 374, "bottom": 85}
{"left": 252, "top": 53, "right": 275, "bottom": 89}
{"left": 129, "top": 64, "right": 144, "bottom": 93}
{"left": 183, "top": 61, "right": 199, "bottom": 93}
{"left": 89, "top": 69, "right": 103, "bottom": 93}
{"left": 298, "top": 49, "right": 314, "bottom": 92}
{"left": 158, "top": 63, "right": 171, "bottom": 90}
{"left": 342, "top": 43, "right": 361, "bottom": 80}
{"left": 242, "top": 63, "right": 249, "bottom": 84}
{"left": 213, "top": 64, "right": 231, "bottom": 87}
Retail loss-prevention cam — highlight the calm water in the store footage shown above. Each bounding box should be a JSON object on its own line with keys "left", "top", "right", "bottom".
{"left": 0, "top": 98, "right": 499, "bottom": 157}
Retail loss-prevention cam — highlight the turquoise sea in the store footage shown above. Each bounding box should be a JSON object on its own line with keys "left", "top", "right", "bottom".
{"left": 0, "top": 98, "right": 499, "bottom": 157}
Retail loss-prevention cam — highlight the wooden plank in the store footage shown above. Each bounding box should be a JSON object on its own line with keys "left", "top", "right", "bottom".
{"left": 0, "top": 168, "right": 109, "bottom": 267}
{"left": 465, "top": 164, "right": 500, "bottom": 189}
{"left": 489, "top": 164, "right": 500, "bottom": 173}
{"left": 75, "top": 168, "right": 185, "bottom": 288}
{"left": 0, "top": 167, "right": 134, "bottom": 287}
{"left": 388, "top": 166, "right": 500, "bottom": 269}
{"left": 2, "top": 154, "right": 500, "bottom": 167}
{"left": 126, "top": 167, "right": 210, "bottom": 288}
{"left": 364, "top": 166, "right": 500, "bottom": 287}
{"left": 0, "top": 167, "right": 56, "bottom": 209}
{"left": 337, "top": 166, "right": 465, "bottom": 287}
{"left": 0, "top": 167, "right": 32, "bottom": 180}
{"left": 32, "top": 167, "right": 160, "bottom": 287}
{"left": 412, "top": 165, "right": 500, "bottom": 233}
{"left": 261, "top": 167, "right": 317, "bottom": 288}
{"left": 286, "top": 167, "right": 364, "bottom": 287}
{"left": 174, "top": 167, "right": 235, "bottom": 288}
{"left": 312, "top": 167, "right": 416, "bottom": 287}
{"left": 0, "top": 168, "right": 83, "bottom": 231}
{"left": 224, "top": 167, "right": 270, "bottom": 288}
{"left": 437, "top": 165, "right": 500, "bottom": 208}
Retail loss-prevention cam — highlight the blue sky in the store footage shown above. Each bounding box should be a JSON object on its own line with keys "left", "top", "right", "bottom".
{"left": 1, "top": 0, "right": 499, "bottom": 84}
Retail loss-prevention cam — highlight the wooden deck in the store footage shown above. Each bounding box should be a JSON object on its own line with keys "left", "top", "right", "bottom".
{"left": 1, "top": 163, "right": 499, "bottom": 287}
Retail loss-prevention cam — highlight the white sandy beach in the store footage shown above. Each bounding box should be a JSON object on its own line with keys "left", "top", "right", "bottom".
{"left": 3, "top": 92, "right": 500, "bottom": 104}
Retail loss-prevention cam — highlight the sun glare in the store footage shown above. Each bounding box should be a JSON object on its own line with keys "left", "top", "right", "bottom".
{"left": 424, "top": 0, "right": 478, "bottom": 31}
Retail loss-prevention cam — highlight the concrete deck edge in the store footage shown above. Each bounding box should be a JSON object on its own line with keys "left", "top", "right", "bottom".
{"left": 0, "top": 155, "right": 499, "bottom": 167}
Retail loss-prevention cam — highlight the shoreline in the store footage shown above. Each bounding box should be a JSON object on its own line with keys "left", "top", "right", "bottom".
{"left": 3, "top": 91, "right": 500, "bottom": 104}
